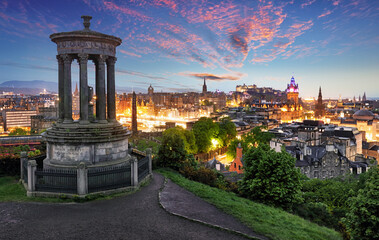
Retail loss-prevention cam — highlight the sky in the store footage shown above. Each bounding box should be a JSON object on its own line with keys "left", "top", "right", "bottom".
{"left": 0, "top": 0, "right": 378, "bottom": 98}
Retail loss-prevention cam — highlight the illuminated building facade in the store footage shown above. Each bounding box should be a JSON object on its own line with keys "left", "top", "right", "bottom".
{"left": 286, "top": 76, "right": 299, "bottom": 104}
{"left": 281, "top": 76, "right": 303, "bottom": 122}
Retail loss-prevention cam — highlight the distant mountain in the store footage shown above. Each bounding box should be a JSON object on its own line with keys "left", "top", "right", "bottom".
{"left": 0, "top": 80, "right": 146, "bottom": 95}
{"left": 0, "top": 80, "right": 57, "bottom": 93}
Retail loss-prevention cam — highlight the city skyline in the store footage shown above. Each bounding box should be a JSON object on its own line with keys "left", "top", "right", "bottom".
{"left": 0, "top": 0, "right": 378, "bottom": 98}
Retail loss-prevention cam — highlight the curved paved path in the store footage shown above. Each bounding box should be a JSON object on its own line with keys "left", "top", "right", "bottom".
{"left": 0, "top": 173, "right": 250, "bottom": 240}
{"left": 160, "top": 178, "right": 267, "bottom": 240}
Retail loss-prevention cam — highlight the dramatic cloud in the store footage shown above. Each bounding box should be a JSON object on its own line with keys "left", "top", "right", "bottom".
{"left": 179, "top": 72, "right": 245, "bottom": 81}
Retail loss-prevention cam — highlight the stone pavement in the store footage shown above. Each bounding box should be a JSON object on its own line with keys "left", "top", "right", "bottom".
{"left": 159, "top": 178, "right": 268, "bottom": 240}
{"left": 0, "top": 173, "right": 264, "bottom": 240}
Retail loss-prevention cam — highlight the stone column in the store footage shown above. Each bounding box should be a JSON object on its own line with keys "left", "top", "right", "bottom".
{"left": 20, "top": 151, "right": 27, "bottom": 181}
{"left": 27, "top": 160, "right": 37, "bottom": 194}
{"left": 106, "top": 57, "right": 116, "bottom": 122}
{"left": 146, "top": 148, "right": 153, "bottom": 175}
{"left": 78, "top": 54, "right": 89, "bottom": 124}
{"left": 95, "top": 55, "right": 107, "bottom": 123}
{"left": 62, "top": 54, "right": 73, "bottom": 123}
{"left": 77, "top": 162, "right": 88, "bottom": 195}
{"left": 131, "top": 156, "right": 138, "bottom": 186}
{"left": 57, "top": 55, "right": 64, "bottom": 122}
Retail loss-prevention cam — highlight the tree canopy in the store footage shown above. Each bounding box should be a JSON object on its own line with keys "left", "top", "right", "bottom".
{"left": 157, "top": 127, "right": 196, "bottom": 169}
{"left": 192, "top": 117, "right": 219, "bottom": 153}
{"left": 217, "top": 117, "right": 237, "bottom": 147}
{"left": 227, "top": 126, "right": 273, "bottom": 160}
{"left": 344, "top": 166, "right": 379, "bottom": 240}
{"left": 239, "top": 144, "right": 303, "bottom": 208}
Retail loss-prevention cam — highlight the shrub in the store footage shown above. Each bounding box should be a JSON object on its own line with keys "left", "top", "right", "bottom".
{"left": 344, "top": 166, "right": 379, "bottom": 240}
{"left": 0, "top": 155, "right": 20, "bottom": 176}
{"left": 239, "top": 144, "right": 303, "bottom": 209}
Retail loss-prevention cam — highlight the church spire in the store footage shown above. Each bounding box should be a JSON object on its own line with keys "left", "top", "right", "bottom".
{"left": 74, "top": 82, "right": 79, "bottom": 95}
{"left": 202, "top": 77, "right": 207, "bottom": 94}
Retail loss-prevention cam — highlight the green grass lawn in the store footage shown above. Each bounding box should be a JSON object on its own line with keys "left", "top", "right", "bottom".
{"left": 0, "top": 176, "right": 72, "bottom": 203}
{"left": 0, "top": 175, "right": 151, "bottom": 203}
{"left": 156, "top": 168, "right": 342, "bottom": 240}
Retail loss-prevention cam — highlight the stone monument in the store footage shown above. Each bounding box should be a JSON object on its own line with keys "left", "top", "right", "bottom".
{"left": 43, "top": 16, "right": 131, "bottom": 170}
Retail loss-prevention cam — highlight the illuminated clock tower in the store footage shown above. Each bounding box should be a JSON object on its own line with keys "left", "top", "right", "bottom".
{"left": 286, "top": 76, "right": 299, "bottom": 104}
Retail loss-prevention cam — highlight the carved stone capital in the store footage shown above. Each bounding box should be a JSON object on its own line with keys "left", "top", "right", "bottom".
{"left": 61, "top": 54, "right": 73, "bottom": 64}
{"left": 106, "top": 56, "right": 117, "bottom": 65}
{"left": 77, "top": 53, "right": 89, "bottom": 64}
{"left": 95, "top": 55, "right": 108, "bottom": 65}
{"left": 56, "top": 55, "right": 63, "bottom": 65}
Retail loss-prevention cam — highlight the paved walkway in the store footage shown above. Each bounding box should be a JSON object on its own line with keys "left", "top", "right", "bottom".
{"left": 0, "top": 173, "right": 263, "bottom": 240}
{"left": 160, "top": 178, "right": 268, "bottom": 240}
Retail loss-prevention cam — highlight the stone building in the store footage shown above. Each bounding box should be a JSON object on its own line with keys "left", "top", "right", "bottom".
{"left": 286, "top": 144, "right": 354, "bottom": 179}
{"left": 30, "top": 106, "right": 58, "bottom": 134}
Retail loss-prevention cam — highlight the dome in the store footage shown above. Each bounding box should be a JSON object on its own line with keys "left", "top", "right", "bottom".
{"left": 353, "top": 109, "right": 374, "bottom": 121}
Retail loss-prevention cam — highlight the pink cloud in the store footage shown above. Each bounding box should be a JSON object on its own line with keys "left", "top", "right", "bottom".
{"left": 179, "top": 72, "right": 245, "bottom": 81}
{"left": 301, "top": 0, "right": 316, "bottom": 8}
{"left": 119, "top": 49, "right": 142, "bottom": 58}
{"left": 102, "top": 1, "right": 152, "bottom": 22}
{"left": 318, "top": 10, "right": 332, "bottom": 18}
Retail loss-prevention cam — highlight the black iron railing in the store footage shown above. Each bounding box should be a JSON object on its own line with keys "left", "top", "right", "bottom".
{"left": 22, "top": 159, "right": 28, "bottom": 183}
{"left": 88, "top": 165, "right": 131, "bottom": 193}
{"left": 35, "top": 169, "right": 77, "bottom": 194}
{"left": 138, "top": 156, "right": 149, "bottom": 182}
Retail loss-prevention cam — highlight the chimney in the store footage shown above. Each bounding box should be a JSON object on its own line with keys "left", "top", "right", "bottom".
{"left": 236, "top": 143, "right": 243, "bottom": 161}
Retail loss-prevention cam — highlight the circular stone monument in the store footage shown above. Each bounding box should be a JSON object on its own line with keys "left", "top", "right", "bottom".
{"left": 43, "top": 16, "right": 131, "bottom": 169}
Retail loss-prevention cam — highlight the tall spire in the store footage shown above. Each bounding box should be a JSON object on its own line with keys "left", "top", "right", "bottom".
{"left": 74, "top": 82, "right": 79, "bottom": 95}
{"left": 202, "top": 77, "right": 207, "bottom": 94}
{"left": 315, "top": 86, "right": 324, "bottom": 118}
{"left": 362, "top": 92, "right": 367, "bottom": 102}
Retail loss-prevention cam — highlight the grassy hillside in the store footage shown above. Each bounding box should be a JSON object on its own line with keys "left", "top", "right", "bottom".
{"left": 157, "top": 169, "right": 342, "bottom": 240}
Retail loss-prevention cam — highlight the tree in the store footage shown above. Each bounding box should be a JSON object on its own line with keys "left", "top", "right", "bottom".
{"left": 217, "top": 117, "right": 236, "bottom": 147}
{"left": 344, "top": 166, "right": 379, "bottom": 240}
{"left": 192, "top": 117, "right": 219, "bottom": 153}
{"left": 227, "top": 126, "right": 273, "bottom": 160}
{"left": 9, "top": 127, "right": 29, "bottom": 136}
{"left": 239, "top": 144, "right": 303, "bottom": 208}
{"left": 156, "top": 127, "right": 197, "bottom": 169}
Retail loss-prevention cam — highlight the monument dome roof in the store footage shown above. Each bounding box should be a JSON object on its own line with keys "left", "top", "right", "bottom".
{"left": 50, "top": 15, "right": 121, "bottom": 46}
{"left": 353, "top": 109, "right": 374, "bottom": 121}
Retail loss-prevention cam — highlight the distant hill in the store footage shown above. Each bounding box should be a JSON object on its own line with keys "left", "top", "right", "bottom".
{"left": 0, "top": 80, "right": 146, "bottom": 94}
{"left": 0, "top": 80, "right": 57, "bottom": 93}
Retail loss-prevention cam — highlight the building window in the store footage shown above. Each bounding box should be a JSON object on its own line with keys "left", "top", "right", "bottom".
{"left": 238, "top": 165, "right": 241, "bottom": 170}
{"left": 234, "top": 163, "right": 236, "bottom": 168}
{"left": 314, "top": 171, "right": 319, "bottom": 178}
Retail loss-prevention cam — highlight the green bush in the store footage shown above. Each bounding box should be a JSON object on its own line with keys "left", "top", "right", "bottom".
{"left": 344, "top": 166, "right": 379, "bottom": 240}
{"left": 179, "top": 165, "right": 238, "bottom": 193}
{"left": 239, "top": 144, "right": 303, "bottom": 209}
{"left": 0, "top": 155, "right": 20, "bottom": 176}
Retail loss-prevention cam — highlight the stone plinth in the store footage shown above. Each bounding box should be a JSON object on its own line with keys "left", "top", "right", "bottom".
{"left": 43, "top": 121, "right": 131, "bottom": 170}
